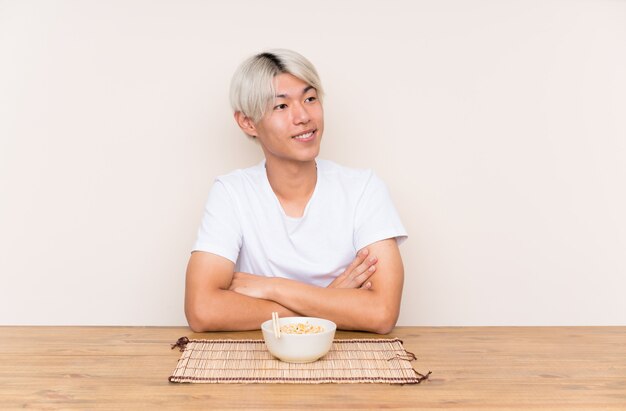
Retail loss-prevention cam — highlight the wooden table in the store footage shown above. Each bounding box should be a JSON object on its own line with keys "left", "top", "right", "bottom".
{"left": 1, "top": 326, "right": 624, "bottom": 410}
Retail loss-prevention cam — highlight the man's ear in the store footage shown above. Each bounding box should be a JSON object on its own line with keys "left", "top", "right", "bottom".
{"left": 234, "top": 112, "right": 257, "bottom": 138}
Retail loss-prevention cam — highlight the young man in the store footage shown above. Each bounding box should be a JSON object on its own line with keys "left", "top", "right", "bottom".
{"left": 185, "top": 49, "right": 407, "bottom": 334}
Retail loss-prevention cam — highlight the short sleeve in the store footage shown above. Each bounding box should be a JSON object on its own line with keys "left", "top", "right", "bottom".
{"left": 353, "top": 172, "right": 408, "bottom": 250}
{"left": 192, "top": 180, "right": 242, "bottom": 263}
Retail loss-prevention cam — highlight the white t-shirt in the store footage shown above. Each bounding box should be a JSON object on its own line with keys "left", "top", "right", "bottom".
{"left": 193, "top": 159, "right": 407, "bottom": 287}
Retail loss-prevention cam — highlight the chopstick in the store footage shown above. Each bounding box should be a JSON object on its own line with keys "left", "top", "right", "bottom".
{"left": 272, "top": 312, "right": 281, "bottom": 339}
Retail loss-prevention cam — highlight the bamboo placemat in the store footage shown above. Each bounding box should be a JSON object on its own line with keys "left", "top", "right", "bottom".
{"left": 169, "top": 337, "right": 430, "bottom": 384}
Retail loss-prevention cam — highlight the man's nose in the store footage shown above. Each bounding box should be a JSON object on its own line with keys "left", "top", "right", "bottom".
{"left": 292, "top": 102, "right": 310, "bottom": 124}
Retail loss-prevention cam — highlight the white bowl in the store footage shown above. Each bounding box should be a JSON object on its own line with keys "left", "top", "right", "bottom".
{"left": 261, "top": 316, "right": 337, "bottom": 363}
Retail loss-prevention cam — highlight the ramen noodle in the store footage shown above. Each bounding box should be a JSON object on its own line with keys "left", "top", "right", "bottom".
{"left": 280, "top": 322, "right": 325, "bottom": 334}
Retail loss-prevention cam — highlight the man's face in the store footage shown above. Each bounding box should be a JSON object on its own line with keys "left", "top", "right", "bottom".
{"left": 252, "top": 73, "right": 324, "bottom": 166}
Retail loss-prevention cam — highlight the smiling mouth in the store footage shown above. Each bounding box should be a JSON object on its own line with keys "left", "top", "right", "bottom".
{"left": 292, "top": 130, "right": 316, "bottom": 141}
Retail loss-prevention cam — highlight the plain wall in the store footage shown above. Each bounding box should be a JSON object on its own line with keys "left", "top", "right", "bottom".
{"left": 1, "top": 0, "right": 625, "bottom": 326}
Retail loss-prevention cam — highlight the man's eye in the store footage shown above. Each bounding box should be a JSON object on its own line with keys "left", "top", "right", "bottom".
{"left": 274, "top": 103, "right": 287, "bottom": 110}
{"left": 305, "top": 96, "right": 317, "bottom": 103}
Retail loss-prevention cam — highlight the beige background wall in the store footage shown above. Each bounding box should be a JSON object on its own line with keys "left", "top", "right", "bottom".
{"left": 1, "top": 0, "right": 625, "bottom": 326}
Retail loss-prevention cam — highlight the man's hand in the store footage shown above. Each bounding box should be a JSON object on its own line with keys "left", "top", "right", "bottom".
{"left": 327, "top": 248, "right": 377, "bottom": 290}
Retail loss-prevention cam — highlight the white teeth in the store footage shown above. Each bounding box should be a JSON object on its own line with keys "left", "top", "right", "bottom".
{"left": 293, "top": 131, "right": 314, "bottom": 139}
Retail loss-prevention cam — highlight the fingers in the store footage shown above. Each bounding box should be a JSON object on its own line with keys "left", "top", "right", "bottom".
{"left": 328, "top": 249, "right": 369, "bottom": 288}
{"left": 353, "top": 255, "right": 377, "bottom": 278}
{"left": 344, "top": 255, "right": 377, "bottom": 288}
{"left": 327, "top": 248, "right": 378, "bottom": 289}
{"left": 354, "top": 263, "right": 376, "bottom": 286}
{"left": 346, "top": 248, "right": 369, "bottom": 274}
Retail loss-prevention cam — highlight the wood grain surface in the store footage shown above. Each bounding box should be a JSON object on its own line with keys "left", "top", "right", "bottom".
{"left": 1, "top": 326, "right": 624, "bottom": 410}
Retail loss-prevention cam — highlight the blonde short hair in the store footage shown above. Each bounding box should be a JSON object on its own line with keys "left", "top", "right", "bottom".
{"left": 229, "top": 49, "right": 324, "bottom": 122}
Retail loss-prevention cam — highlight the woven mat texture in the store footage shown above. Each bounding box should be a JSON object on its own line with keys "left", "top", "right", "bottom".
{"left": 169, "top": 338, "right": 423, "bottom": 384}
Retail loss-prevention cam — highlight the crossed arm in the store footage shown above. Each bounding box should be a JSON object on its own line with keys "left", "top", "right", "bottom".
{"left": 184, "top": 238, "right": 404, "bottom": 334}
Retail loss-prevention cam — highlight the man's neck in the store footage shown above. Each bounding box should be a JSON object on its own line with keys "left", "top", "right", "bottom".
{"left": 265, "top": 158, "right": 317, "bottom": 211}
